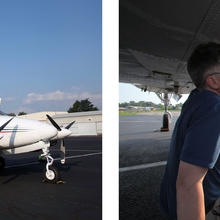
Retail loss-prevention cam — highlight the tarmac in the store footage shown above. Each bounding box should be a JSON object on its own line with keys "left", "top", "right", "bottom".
{"left": 0, "top": 136, "right": 102, "bottom": 220}
{"left": 119, "top": 113, "right": 180, "bottom": 220}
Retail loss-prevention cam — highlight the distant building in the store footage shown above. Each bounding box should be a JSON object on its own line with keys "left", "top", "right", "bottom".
{"left": 53, "top": 111, "right": 102, "bottom": 136}
{"left": 119, "top": 107, "right": 126, "bottom": 111}
{"left": 125, "top": 106, "right": 154, "bottom": 112}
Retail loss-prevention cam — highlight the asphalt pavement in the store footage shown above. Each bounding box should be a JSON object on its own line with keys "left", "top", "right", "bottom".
{"left": 119, "top": 113, "right": 179, "bottom": 220}
{"left": 0, "top": 136, "right": 102, "bottom": 220}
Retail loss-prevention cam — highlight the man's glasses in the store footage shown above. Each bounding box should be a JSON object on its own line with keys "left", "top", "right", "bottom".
{"left": 207, "top": 72, "right": 220, "bottom": 76}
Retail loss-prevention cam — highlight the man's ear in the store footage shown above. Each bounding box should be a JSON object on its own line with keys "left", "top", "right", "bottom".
{"left": 206, "top": 75, "right": 219, "bottom": 89}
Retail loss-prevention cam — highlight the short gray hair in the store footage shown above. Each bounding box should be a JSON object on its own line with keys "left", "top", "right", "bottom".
{"left": 187, "top": 42, "right": 220, "bottom": 89}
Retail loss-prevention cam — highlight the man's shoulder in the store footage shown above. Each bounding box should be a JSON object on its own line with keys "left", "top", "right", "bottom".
{"left": 189, "top": 90, "right": 220, "bottom": 114}
{"left": 180, "top": 91, "right": 220, "bottom": 134}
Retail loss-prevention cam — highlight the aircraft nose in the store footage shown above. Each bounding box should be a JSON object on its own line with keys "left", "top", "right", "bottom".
{"left": 42, "top": 124, "right": 58, "bottom": 141}
{"left": 65, "top": 129, "right": 72, "bottom": 137}
{"left": 60, "top": 128, "right": 72, "bottom": 138}
{"left": 55, "top": 128, "right": 72, "bottom": 139}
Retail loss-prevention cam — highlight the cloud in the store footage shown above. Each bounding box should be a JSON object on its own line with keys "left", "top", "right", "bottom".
{"left": 23, "top": 90, "right": 102, "bottom": 104}
{"left": 71, "top": 86, "right": 81, "bottom": 90}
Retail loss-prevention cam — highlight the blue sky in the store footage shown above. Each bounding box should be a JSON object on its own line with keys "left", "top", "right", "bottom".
{"left": 0, "top": 0, "right": 102, "bottom": 114}
{"left": 119, "top": 83, "right": 189, "bottom": 105}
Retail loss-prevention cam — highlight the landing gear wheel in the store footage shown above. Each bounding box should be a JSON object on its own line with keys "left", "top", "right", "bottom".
{"left": 43, "top": 166, "right": 60, "bottom": 183}
{"left": 0, "top": 157, "right": 5, "bottom": 171}
{"left": 161, "top": 113, "right": 169, "bottom": 132}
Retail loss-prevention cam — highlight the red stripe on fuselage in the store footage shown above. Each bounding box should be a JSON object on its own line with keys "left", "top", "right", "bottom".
{"left": 0, "top": 131, "right": 27, "bottom": 133}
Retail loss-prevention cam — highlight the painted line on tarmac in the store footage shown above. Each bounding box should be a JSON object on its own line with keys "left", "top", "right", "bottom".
{"left": 119, "top": 161, "right": 167, "bottom": 172}
{"left": 120, "top": 121, "right": 147, "bottom": 123}
{"left": 5, "top": 152, "right": 102, "bottom": 169}
{"left": 51, "top": 149, "right": 101, "bottom": 152}
{"left": 54, "top": 152, "right": 102, "bottom": 160}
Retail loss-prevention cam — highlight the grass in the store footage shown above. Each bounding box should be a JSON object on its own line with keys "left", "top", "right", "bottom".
{"left": 119, "top": 109, "right": 181, "bottom": 115}
{"left": 119, "top": 111, "right": 137, "bottom": 115}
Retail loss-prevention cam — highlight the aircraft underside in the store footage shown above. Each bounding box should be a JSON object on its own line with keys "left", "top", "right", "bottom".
{"left": 120, "top": 0, "right": 220, "bottom": 130}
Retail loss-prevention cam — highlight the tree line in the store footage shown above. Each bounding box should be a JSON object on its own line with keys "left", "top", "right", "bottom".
{"left": 119, "top": 101, "right": 183, "bottom": 110}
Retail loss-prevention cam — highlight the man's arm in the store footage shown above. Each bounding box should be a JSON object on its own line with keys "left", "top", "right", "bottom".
{"left": 176, "top": 161, "right": 208, "bottom": 220}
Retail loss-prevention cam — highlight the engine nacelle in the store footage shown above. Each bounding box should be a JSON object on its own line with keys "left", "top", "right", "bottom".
{"left": 3, "top": 141, "right": 50, "bottom": 154}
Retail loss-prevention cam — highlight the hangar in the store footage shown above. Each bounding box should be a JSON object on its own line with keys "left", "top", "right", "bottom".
{"left": 19, "top": 111, "right": 102, "bottom": 136}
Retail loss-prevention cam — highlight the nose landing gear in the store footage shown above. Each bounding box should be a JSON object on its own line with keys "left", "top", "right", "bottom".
{"left": 43, "top": 165, "right": 60, "bottom": 183}
{"left": 41, "top": 146, "right": 60, "bottom": 183}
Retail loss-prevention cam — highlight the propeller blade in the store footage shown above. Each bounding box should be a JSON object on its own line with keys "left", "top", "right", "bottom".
{"left": 65, "top": 121, "right": 75, "bottom": 129}
{"left": 46, "top": 114, "right": 61, "bottom": 131}
{"left": 60, "top": 139, "right": 65, "bottom": 164}
{"left": 0, "top": 117, "right": 14, "bottom": 132}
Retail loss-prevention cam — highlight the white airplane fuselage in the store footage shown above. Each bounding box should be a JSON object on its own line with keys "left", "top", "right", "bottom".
{"left": 0, "top": 116, "right": 58, "bottom": 154}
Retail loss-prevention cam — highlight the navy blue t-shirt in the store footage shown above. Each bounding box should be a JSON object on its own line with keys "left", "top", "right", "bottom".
{"left": 160, "top": 89, "right": 220, "bottom": 220}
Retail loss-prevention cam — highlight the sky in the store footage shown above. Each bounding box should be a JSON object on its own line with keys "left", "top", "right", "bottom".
{"left": 0, "top": 0, "right": 102, "bottom": 114}
{"left": 119, "top": 83, "right": 189, "bottom": 105}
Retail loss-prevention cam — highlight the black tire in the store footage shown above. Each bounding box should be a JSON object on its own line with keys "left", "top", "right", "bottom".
{"left": 43, "top": 166, "right": 60, "bottom": 183}
{"left": 161, "top": 113, "right": 169, "bottom": 132}
{"left": 0, "top": 157, "right": 5, "bottom": 171}
{"left": 163, "top": 113, "right": 169, "bottom": 129}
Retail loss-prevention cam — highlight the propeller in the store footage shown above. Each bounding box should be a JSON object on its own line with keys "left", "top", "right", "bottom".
{"left": 0, "top": 117, "right": 14, "bottom": 139}
{"left": 46, "top": 114, "right": 75, "bottom": 164}
{"left": 0, "top": 117, "right": 14, "bottom": 131}
{"left": 46, "top": 114, "right": 61, "bottom": 131}
{"left": 65, "top": 121, "right": 75, "bottom": 129}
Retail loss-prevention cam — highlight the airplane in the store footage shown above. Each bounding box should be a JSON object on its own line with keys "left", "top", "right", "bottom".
{"left": 0, "top": 113, "right": 74, "bottom": 183}
{"left": 119, "top": 0, "right": 220, "bottom": 131}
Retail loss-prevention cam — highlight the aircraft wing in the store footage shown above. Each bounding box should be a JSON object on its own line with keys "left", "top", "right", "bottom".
{"left": 120, "top": 0, "right": 220, "bottom": 94}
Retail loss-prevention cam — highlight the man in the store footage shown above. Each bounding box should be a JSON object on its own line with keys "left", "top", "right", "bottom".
{"left": 160, "top": 42, "right": 220, "bottom": 220}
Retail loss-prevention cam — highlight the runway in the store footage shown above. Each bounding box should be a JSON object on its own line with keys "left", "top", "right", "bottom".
{"left": 120, "top": 113, "right": 179, "bottom": 220}
{"left": 0, "top": 136, "right": 102, "bottom": 220}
